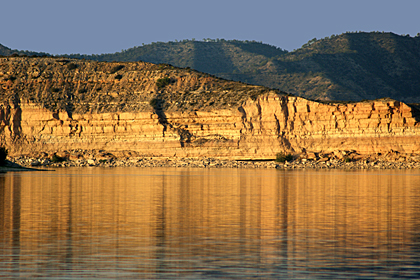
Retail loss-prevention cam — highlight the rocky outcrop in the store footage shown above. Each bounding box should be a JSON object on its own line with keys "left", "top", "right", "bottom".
{"left": 1, "top": 57, "right": 420, "bottom": 159}
{"left": 241, "top": 95, "right": 420, "bottom": 156}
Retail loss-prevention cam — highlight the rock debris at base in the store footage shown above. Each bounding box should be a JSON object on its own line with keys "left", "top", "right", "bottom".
{"left": 6, "top": 149, "right": 420, "bottom": 170}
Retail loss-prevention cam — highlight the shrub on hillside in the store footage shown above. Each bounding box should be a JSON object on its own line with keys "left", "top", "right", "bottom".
{"left": 156, "top": 77, "right": 171, "bottom": 89}
{"left": 67, "top": 63, "right": 78, "bottom": 70}
{"left": 149, "top": 98, "right": 158, "bottom": 108}
{"left": 109, "top": 65, "right": 124, "bottom": 74}
{"left": 51, "top": 154, "right": 66, "bottom": 163}
{"left": 275, "top": 152, "right": 293, "bottom": 163}
{"left": 344, "top": 157, "right": 353, "bottom": 163}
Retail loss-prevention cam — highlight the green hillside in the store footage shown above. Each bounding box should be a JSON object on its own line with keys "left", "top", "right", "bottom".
{"left": 258, "top": 32, "right": 420, "bottom": 102}
{"left": 0, "top": 44, "right": 12, "bottom": 56}
{"left": 0, "top": 43, "right": 49, "bottom": 57}
{"left": 67, "top": 33, "right": 420, "bottom": 102}
{"left": 66, "top": 39, "right": 288, "bottom": 77}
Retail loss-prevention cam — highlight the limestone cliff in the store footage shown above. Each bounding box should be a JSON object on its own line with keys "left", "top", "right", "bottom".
{"left": 1, "top": 57, "right": 420, "bottom": 158}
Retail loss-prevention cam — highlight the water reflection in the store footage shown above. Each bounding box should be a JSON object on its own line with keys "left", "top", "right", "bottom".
{"left": 1, "top": 168, "right": 420, "bottom": 279}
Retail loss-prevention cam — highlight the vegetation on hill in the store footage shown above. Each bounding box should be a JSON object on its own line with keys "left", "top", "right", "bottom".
{"left": 218, "top": 32, "right": 420, "bottom": 102}
{"left": 264, "top": 32, "right": 420, "bottom": 102}
{"left": 64, "top": 33, "right": 420, "bottom": 102}
{"left": 0, "top": 44, "right": 12, "bottom": 56}
{"left": 2, "top": 32, "right": 420, "bottom": 102}
{"left": 0, "top": 43, "right": 49, "bottom": 57}
{"left": 0, "top": 57, "right": 280, "bottom": 116}
{"left": 65, "top": 39, "right": 288, "bottom": 76}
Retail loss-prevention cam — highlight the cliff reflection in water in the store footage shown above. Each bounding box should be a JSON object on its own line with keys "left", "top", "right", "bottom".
{"left": 1, "top": 168, "right": 420, "bottom": 278}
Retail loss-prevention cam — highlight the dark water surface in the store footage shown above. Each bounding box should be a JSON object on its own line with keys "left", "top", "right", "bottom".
{"left": 1, "top": 168, "right": 420, "bottom": 279}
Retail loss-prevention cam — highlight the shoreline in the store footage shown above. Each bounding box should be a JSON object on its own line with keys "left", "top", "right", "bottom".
{"left": 4, "top": 150, "right": 420, "bottom": 170}
{"left": 0, "top": 160, "right": 48, "bottom": 172}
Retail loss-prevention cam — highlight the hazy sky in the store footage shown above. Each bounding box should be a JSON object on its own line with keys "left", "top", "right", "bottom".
{"left": 2, "top": 0, "right": 419, "bottom": 55}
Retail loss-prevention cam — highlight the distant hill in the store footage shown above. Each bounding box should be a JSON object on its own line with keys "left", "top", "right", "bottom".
{"left": 2, "top": 32, "right": 420, "bottom": 102}
{"left": 0, "top": 44, "right": 12, "bottom": 56}
{"left": 65, "top": 39, "right": 288, "bottom": 78}
{"left": 64, "top": 33, "right": 420, "bottom": 102}
{"left": 265, "top": 32, "right": 420, "bottom": 102}
{"left": 0, "top": 43, "right": 49, "bottom": 57}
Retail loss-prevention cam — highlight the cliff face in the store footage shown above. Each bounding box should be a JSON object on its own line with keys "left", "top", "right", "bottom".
{"left": 1, "top": 57, "right": 420, "bottom": 158}
{"left": 240, "top": 95, "right": 420, "bottom": 156}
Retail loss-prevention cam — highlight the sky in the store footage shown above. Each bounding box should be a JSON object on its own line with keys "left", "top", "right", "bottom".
{"left": 1, "top": 0, "right": 419, "bottom": 55}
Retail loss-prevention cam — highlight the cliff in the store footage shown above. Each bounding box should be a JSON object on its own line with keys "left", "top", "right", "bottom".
{"left": 1, "top": 57, "right": 420, "bottom": 159}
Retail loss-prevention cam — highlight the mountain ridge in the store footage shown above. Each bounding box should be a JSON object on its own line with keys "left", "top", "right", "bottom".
{"left": 1, "top": 32, "right": 420, "bottom": 102}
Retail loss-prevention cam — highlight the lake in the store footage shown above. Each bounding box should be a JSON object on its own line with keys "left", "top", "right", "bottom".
{"left": 1, "top": 167, "right": 420, "bottom": 279}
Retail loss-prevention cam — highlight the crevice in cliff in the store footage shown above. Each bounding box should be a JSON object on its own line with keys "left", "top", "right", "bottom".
{"left": 238, "top": 106, "right": 252, "bottom": 132}
{"left": 38, "top": 121, "right": 49, "bottom": 134}
{"left": 256, "top": 101, "right": 262, "bottom": 121}
{"left": 280, "top": 96, "right": 290, "bottom": 131}
{"left": 280, "top": 136, "right": 294, "bottom": 152}
{"left": 151, "top": 90, "right": 194, "bottom": 147}
{"left": 274, "top": 114, "right": 281, "bottom": 135}
{"left": 65, "top": 91, "right": 74, "bottom": 119}
{"left": 8, "top": 95, "right": 22, "bottom": 140}
{"left": 278, "top": 96, "right": 294, "bottom": 152}
{"left": 175, "top": 126, "right": 193, "bottom": 147}
{"left": 274, "top": 113, "right": 293, "bottom": 151}
{"left": 407, "top": 103, "right": 420, "bottom": 124}
{"left": 150, "top": 95, "right": 169, "bottom": 134}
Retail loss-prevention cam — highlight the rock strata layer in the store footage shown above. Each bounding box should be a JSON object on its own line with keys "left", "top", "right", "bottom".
{"left": 1, "top": 57, "right": 420, "bottom": 159}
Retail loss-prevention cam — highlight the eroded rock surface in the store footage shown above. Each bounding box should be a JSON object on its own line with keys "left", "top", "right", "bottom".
{"left": 1, "top": 57, "right": 420, "bottom": 159}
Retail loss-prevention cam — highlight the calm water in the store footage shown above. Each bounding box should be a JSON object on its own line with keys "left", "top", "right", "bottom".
{"left": 1, "top": 168, "right": 420, "bottom": 279}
